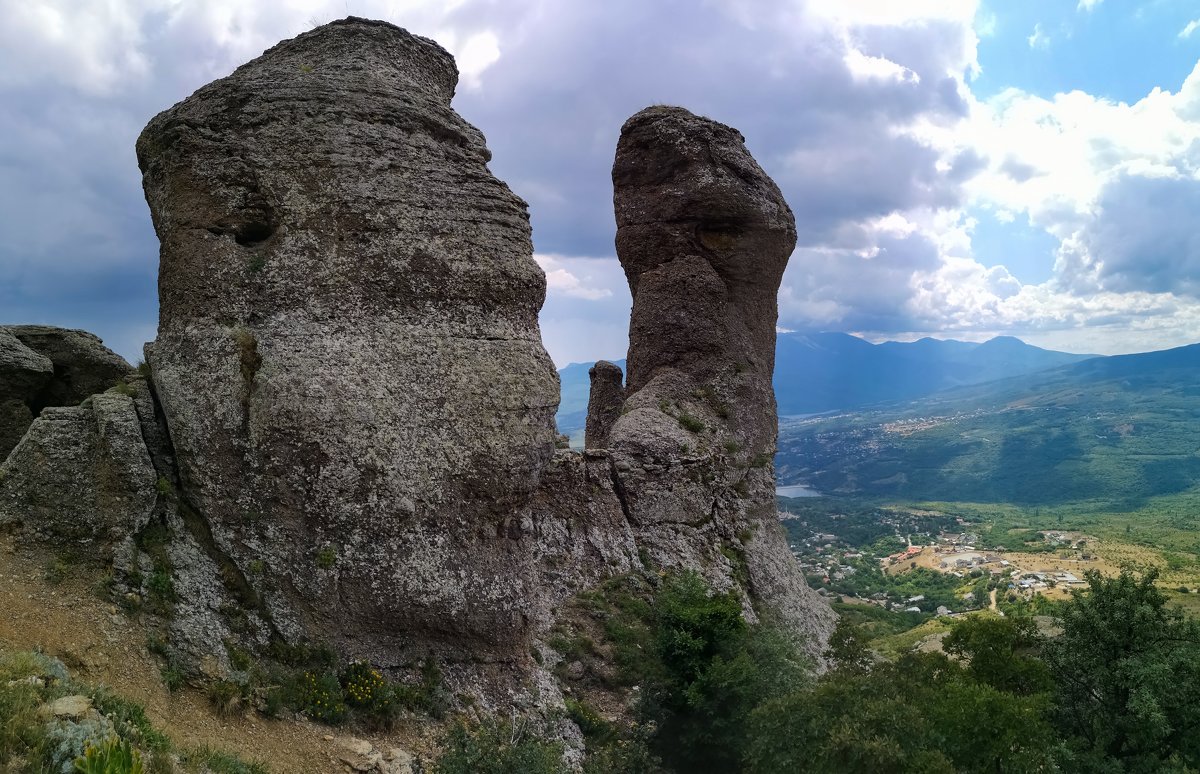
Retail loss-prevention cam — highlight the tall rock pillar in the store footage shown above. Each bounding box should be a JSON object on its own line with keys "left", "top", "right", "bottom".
{"left": 137, "top": 18, "right": 560, "bottom": 662}
{"left": 604, "top": 106, "right": 833, "bottom": 652}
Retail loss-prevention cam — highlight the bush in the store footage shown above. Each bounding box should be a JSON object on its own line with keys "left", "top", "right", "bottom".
{"left": 434, "top": 718, "right": 565, "bottom": 774}
{"left": 206, "top": 680, "right": 245, "bottom": 718}
{"left": 89, "top": 689, "right": 169, "bottom": 752}
{"left": 74, "top": 736, "right": 144, "bottom": 774}
{"left": 615, "top": 571, "right": 810, "bottom": 773}
{"left": 339, "top": 661, "right": 398, "bottom": 727}
{"left": 294, "top": 672, "right": 346, "bottom": 724}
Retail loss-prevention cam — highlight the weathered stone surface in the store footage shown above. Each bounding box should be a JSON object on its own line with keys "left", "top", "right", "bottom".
{"left": 137, "top": 18, "right": 559, "bottom": 661}
{"left": 0, "top": 393, "right": 156, "bottom": 550}
{"left": 42, "top": 695, "right": 92, "bottom": 720}
{"left": 528, "top": 451, "right": 639, "bottom": 615}
{"left": 0, "top": 400, "right": 35, "bottom": 463}
{"left": 604, "top": 106, "right": 834, "bottom": 656}
{"left": 0, "top": 330, "right": 53, "bottom": 460}
{"left": 3, "top": 326, "right": 131, "bottom": 410}
{"left": 584, "top": 360, "right": 624, "bottom": 449}
{"left": 0, "top": 329, "right": 53, "bottom": 400}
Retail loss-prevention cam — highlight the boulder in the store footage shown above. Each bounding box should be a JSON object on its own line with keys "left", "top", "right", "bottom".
{"left": 601, "top": 106, "right": 834, "bottom": 655}
{"left": 137, "top": 18, "right": 559, "bottom": 662}
{"left": 0, "top": 393, "right": 156, "bottom": 551}
{"left": 3, "top": 325, "right": 132, "bottom": 410}
{"left": 0, "top": 326, "right": 131, "bottom": 462}
{"left": 0, "top": 330, "right": 52, "bottom": 460}
{"left": 0, "top": 329, "right": 53, "bottom": 400}
{"left": 41, "top": 695, "right": 92, "bottom": 720}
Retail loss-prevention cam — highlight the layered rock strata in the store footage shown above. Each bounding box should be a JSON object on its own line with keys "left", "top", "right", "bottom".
{"left": 136, "top": 17, "right": 559, "bottom": 662}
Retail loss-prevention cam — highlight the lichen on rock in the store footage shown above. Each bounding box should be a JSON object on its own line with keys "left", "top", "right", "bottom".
{"left": 0, "top": 392, "right": 156, "bottom": 551}
{"left": 137, "top": 17, "right": 560, "bottom": 664}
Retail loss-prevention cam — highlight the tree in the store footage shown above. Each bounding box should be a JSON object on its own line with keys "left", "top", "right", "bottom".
{"left": 1045, "top": 568, "right": 1200, "bottom": 771}
{"left": 744, "top": 652, "right": 1059, "bottom": 773}
{"left": 644, "top": 572, "right": 808, "bottom": 773}
{"left": 943, "top": 615, "right": 1052, "bottom": 696}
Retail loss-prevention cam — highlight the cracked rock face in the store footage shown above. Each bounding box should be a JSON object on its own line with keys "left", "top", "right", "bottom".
{"left": 603, "top": 106, "right": 834, "bottom": 654}
{"left": 0, "top": 393, "right": 156, "bottom": 551}
{"left": 137, "top": 18, "right": 559, "bottom": 661}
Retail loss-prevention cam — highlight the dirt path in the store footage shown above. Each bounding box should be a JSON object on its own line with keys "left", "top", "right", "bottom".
{"left": 0, "top": 536, "right": 435, "bottom": 773}
{"left": 989, "top": 588, "right": 998, "bottom": 611}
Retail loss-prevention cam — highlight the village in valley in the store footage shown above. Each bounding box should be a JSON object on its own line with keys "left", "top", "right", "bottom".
{"left": 780, "top": 499, "right": 1111, "bottom": 619}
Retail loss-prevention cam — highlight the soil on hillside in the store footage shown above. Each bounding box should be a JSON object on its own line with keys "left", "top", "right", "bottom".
{"left": 0, "top": 535, "right": 440, "bottom": 773}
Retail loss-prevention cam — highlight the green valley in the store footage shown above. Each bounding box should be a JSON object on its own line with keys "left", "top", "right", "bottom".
{"left": 777, "top": 342, "right": 1200, "bottom": 507}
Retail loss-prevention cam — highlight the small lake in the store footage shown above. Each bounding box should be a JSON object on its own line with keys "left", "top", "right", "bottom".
{"left": 776, "top": 483, "right": 822, "bottom": 498}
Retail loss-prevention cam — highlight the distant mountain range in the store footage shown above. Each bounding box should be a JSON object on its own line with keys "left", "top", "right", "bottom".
{"left": 775, "top": 342, "right": 1200, "bottom": 506}
{"left": 773, "top": 332, "right": 1094, "bottom": 415}
{"left": 555, "top": 333, "right": 1093, "bottom": 436}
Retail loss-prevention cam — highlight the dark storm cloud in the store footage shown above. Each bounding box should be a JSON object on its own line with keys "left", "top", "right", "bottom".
{"left": 0, "top": 1, "right": 981, "bottom": 363}
{"left": 448, "top": 0, "right": 979, "bottom": 254}
{"left": 1077, "top": 172, "right": 1200, "bottom": 296}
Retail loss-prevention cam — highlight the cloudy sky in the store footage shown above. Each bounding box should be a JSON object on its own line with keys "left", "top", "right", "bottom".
{"left": 4, "top": 0, "right": 1200, "bottom": 366}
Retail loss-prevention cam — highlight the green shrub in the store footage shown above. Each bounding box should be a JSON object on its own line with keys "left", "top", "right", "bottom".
{"left": 74, "top": 736, "right": 143, "bottom": 774}
{"left": 315, "top": 546, "right": 336, "bottom": 569}
{"left": 582, "top": 723, "right": 662, "bottom": 774}
{"left": 177, "top": 745, "right": 268, "bottom": 774}
{"left": 47, "top": 717, "right": 114, "bottom": 773}
{"left": 295, "top": 671, "right": 346, "bottom": 724}
{"left": 44, "top": 558, "right": 69, "bottom": 585}
{"left": 677, "top": 414, "right": 704, "bottom": 433}
{"left": 434, "top": 718, "right": 565, "bottom": 774}
{"left": 246, "top": 253, "right": 267, "bottom": 274}
{"left": 160, "top": 664, "right": 184, "bottom": 693}
{"left": 206, "top": 680, "right": 245, "bottom": 718}
{"left": 90, "top": 688, "right": 169, "bottom": 752}
{"left": 146, "top": 571, "right": 175, "bottom": 606}
{"left": 339, "top": 661, "right": 399, "bottom": 727}
{"left": 153, "top": 477, "right": 173, "bottom": 497}
{"left": 0, "top": 674, "right": 46, "bottom": 766}
{"left": 109, "top": 382, "right": 138, "bottom": 398}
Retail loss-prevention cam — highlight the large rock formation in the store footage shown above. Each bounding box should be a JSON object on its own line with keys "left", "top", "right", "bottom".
{"left": 136, "top": 17, "right": 559, "bottom": 662}
{"left": 598, "top": 106, "right": 834, "bottom": 649}
{"left": 4, "top": 326, "right": 132, "bottom": 411}
{"left": 2, "top": 19, "right": 831, "bottom": 700}
{"left": 0, "top": 326, "right": 130, "bottom": 460}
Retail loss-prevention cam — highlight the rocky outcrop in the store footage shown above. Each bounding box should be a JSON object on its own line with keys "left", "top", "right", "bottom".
{"left": 0, "top": 326, "right": 131, "bottom": 461}
{"left": 137, "top": 17, "right": 559, "bottom": 663}
{"left": 0, "top": 391, "right": 156, "bottom": 551}
{"left": 4, "top": 326, "right": 132, "bottom": 411}
{"left": 0, "top": 330, "right": 52, "bottom": 460}
{"left": 2, "top": 18, "right": 831, "bottom": 703}
{"left": 599, "top": 106, "right": 834, "bottom": 653}
{"left": 584, "top": 360, "right": 624, "bottom": 449}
